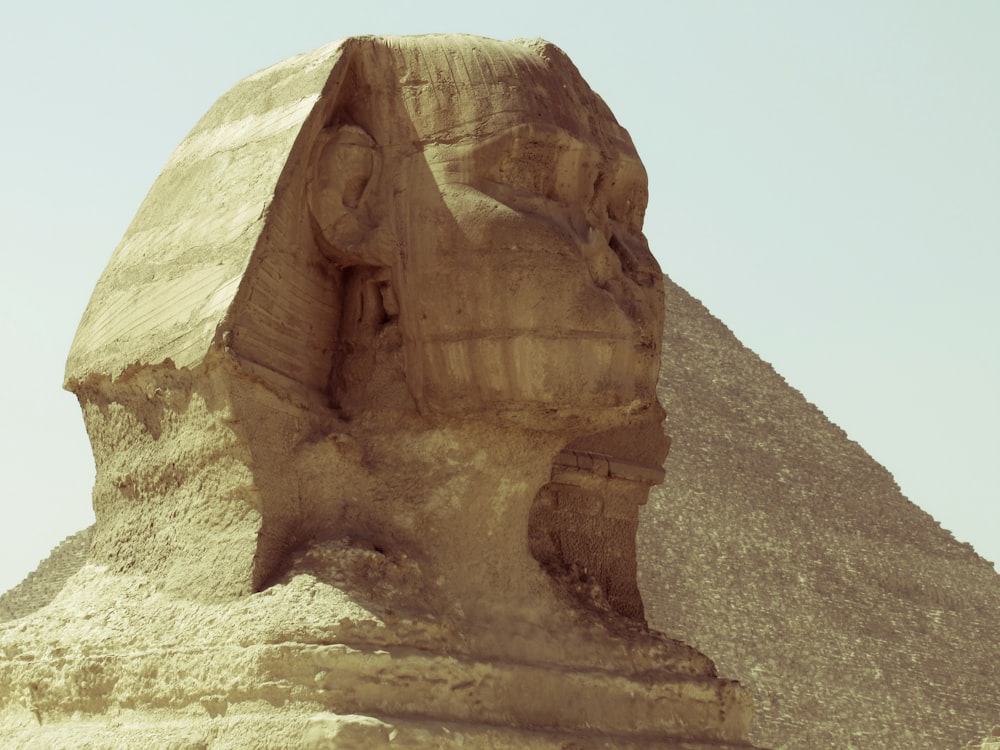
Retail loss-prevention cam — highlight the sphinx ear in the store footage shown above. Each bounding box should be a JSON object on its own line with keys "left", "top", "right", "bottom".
{"left": 308, "top": 124, "right": 380, "bottom": 261}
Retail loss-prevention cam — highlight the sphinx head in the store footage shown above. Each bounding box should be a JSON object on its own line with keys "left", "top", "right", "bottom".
{"left": 302, "top": 37, "right": 664, "bottom": 437}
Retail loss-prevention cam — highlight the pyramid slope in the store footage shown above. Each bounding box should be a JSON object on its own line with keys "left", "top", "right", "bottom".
{"left": 0, "top": 527, "right": 93, "bottom": 623}
{"left": 639, "top": 274, "right": 1000, "bottom": 748}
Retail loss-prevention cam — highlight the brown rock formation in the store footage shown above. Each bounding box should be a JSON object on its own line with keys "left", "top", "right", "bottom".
{"left": 0, "top": 35, "right": 756, "bottom": 749}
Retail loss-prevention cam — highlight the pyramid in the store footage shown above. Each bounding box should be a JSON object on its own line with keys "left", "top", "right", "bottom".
{"left": 638, "top": 274, "right": 1000, "bottom": 748}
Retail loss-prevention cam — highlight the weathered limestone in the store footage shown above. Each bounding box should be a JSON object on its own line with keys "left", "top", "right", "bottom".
{"left": 0, "top": 35, "right": 757, "bottom": 748}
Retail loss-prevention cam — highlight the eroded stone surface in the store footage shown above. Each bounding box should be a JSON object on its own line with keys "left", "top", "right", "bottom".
{"left": 0, "top": 35, "right": 755, "bottom": 748}
{"left": 64, "top": 34, "right": 668, "bottom": 611}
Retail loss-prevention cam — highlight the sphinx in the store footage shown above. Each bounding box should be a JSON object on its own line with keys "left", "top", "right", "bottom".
{"left": 6, "top": 35, "right": 758, "bottom": 747}
{"left": 66, "top": 35, "right": 668, "bottom": 617}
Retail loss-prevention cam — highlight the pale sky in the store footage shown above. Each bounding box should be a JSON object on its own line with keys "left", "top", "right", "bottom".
{"left": 1, "top": 1, "right": 997, "bottom": 596}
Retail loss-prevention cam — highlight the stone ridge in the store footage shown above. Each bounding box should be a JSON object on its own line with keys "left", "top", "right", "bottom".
{"left": 639, "top": 274, "right": 1000, "bottom": 749}
{"left": 0, "top": 526, "right": 93, "bottom": 623}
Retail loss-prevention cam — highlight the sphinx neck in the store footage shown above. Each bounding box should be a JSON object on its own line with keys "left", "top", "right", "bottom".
{"left": 353, "top": 413, "right": 565, "bottom": 615}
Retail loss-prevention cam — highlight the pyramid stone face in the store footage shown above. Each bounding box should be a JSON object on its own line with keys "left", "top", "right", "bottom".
{"left": 639, "top": 275, "right": 1000, "bottom": 749}
{"left": 0, "top": 36, "right": 757, "bottom": 748}
{"left": 0, "top": 529, "right": 93, "bottom": 623}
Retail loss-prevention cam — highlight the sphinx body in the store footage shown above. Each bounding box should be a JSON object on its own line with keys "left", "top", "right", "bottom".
{"left": 1, "top": 35, "right": 758, "bottom": 748}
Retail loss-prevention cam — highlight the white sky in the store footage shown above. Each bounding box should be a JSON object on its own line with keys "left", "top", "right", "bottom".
{"left": 1, "top": 1, "right": 997, "bottom": 595}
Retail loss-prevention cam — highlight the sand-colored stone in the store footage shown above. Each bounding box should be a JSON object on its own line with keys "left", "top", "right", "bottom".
{"left": 0, "top": 529, "right": 93, "bottom": 623}
{"left": 0, "top": 35, "right": 756, "bottom": 748}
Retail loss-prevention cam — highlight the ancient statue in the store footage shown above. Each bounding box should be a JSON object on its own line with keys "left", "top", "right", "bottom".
{"left": 1, "top": 35, "right": 756, "bottom": 748}
{"left": 66, "top": 34, "right": 669, "bottom": 619}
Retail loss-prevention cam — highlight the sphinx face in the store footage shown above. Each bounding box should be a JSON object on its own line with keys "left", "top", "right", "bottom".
{"left": 308, "top": 39, "right": 665, "bottom": 435}
{"left": 397, "top": 119, "right": 664, "bottom": 434}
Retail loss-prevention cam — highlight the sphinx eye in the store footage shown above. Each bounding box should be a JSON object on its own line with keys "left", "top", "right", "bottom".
{"left": 491, "top": 139, "right": 561, "bottom": 199}
{"left": 608, "top": 182, "right": 647, "bottom": 226}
